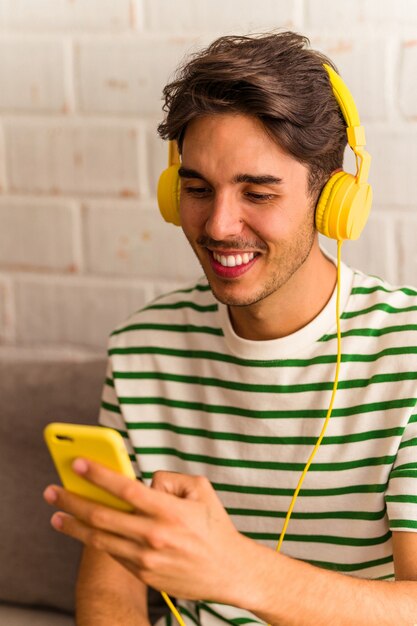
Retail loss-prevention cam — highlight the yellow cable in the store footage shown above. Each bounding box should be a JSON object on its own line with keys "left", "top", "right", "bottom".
{"left": 163, "top": 242, "right": 343, "bottom": 626}
{"left": 161, "top": 590, "right": 187, "bottom": 626}
{"left": 275, "top": 239, "right": 344, "bottom": 554}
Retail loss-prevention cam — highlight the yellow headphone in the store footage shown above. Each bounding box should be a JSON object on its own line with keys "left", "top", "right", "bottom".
{"left": 157, "top": 63, "right": 372, "bottom": 240}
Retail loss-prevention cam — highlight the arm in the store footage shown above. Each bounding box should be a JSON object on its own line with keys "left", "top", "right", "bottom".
{"left": 76, "top": 545, "right": 150, "bottom": 626}
{"left": 46, "top": 463, "right": 417, "bottom": 626}
{"left": 240, "top": 531, "right": 417, "bottom": 626}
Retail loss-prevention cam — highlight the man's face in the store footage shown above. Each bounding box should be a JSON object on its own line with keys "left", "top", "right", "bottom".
{"left": 179, "top": 113, "right": 317, "bottom": 309}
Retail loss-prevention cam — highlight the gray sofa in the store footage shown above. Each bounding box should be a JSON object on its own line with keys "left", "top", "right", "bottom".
{"left": 0, "top": 347, "right": 166, "bottom": 625}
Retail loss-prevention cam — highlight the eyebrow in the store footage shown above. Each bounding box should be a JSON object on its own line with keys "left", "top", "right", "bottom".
{"left": 178, "top": 167, "right": 205, "bottom": 180}
{"left": 235, "top": 173, "right": 283, "bottom": 186}
{"left": 178, "top": 167, "right": 283, "bottom": 186}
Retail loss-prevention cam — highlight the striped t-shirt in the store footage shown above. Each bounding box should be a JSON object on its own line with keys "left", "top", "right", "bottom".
{"left": 99, "top": 259, "right": 417, "bottom": 626}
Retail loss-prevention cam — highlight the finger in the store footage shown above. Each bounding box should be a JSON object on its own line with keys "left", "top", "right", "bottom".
{"left": 50, "top": 510, "right": 145, "bottom": 574}
{"left": 151, "top": 471, "right": 214, "bottom": 502}
{"left": 69, "top": 458, "right": 169, "bottom": 515}
{"left": 44, "top": 484, "right": 154, "bottom": 544}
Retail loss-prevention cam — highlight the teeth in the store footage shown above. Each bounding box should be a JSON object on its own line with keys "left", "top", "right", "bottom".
{"left": 213, "top": 252, "right": 255, "bottom": 267}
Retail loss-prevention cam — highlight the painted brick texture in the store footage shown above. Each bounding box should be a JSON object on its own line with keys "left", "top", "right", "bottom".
{"left": 0, "top": 197, "right": 82, "bottom": 272}
{"left": 2, "top": 0, "right": 135, "bottom": 32}
{"left": 75, "top": 38, "right": 195, "bottom": 116}
{"left": 0, "top": 0, "right": 416, "bottom": 352}
{"left": 82, "top": 200, "right": 200, "bottom": 280}
{"left": 4, "top": 120, "right": 141, "bottom": 196}
{"left": 13, "top": 274, "right": 151, "bottom": 348}
{"left": 142, "top": 0, "right": 298, "bottom": 33}
{"left": 399, "top": 40, "right": 417, "bottom": 118}
{"left": 0, "top": 37, "right": 67, "bottom": 113}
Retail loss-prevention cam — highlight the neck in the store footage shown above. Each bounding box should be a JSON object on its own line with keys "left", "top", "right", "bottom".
{"left": 228, "top": 243, "right": 337, "bottom": 341}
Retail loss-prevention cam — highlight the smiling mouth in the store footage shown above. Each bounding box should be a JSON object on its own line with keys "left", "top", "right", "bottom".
{"left": 211, "top": 251, "right": 258, "bottom": 267}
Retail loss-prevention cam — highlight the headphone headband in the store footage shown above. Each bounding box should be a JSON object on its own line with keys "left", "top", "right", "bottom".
{"left": 323, "top": 63, "right": 360, "bottom": 129}
{"left": 169, "top": 140, "right": 180, "bottom": 166}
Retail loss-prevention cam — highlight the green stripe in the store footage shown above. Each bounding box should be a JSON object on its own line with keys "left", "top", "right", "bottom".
{"left": 105, "top": 377, "right": 114, "bottom": 388}
{"left": 398, "top": 437, "right": 417, "bottom": 449}
{"left": 199, "top": 603, "right": 264, "bottom": 626}
{"left": 393, "top": 461, "right": 417, "bottom": 468}
{"left": 112, "top": 427, "right": 128, "bottom": 438}
{"left": 230, "top": 617, "right": 265, "bottom": 626}
{"left": 111, "top": 323, "right": 223, "bottom": 337}
{"left": 306, "top": 555, "right": 393, "bottom": 573}
{"left": 244, "top": 530, "right": 392, "bottom": 547}
{"left": 141, "top": 475, "right": 386, "bottom": 497}
{"left": 390, "top": 520, "right": 417, "bottom": 529}
{"left": 215, "top": 482, "right": 388, "bottom": 497}
{"left": 120, "top": 395, "right": 416, "bottom": 419}
{"left": 175, "top": 605, "right": 199, "bottom": 626}
{"left": 135, "top": 446, "right": 395, "bottom": 471}
{"left": 126, "top": 421, "right": 404, "bottom": 446}
{"left": 101, "top": 400, "right": 121, "bottom": 414}
{"left": 351, "top": 285, "right": 417, "bottom": 296}
{"left": 142, "top": 301, "right": 218, "bottom": 313}
{"left": 109, "top": 345, "right": 417, "bottom": 366}
{"left": 342, "top": 303, "right": 417, "bottom": 319}
{"left": 320, "top": 324, "right": 417, "bottom": 342}
{"left": 385, "top": 495, "right": 417, "bottom": 504}
{"left": 227, "top": 507, "right": 386, "bottom": 521}
{"left": 391, "top": 462, "right": 417, "bottom": 471}
{"left": 389, "top": 469, "right": 417, "bottom": 479}
{"left": 98, "top": 424, "right": 129, "bottom": 440}
{"left": 152, "top": 282, "right": 211, "bottom": 301}
{"left": 113, "top": 369, "right": 417, "bottom": 393}
{"left": 169, "top": 282, "right": 211, "bottom": 294}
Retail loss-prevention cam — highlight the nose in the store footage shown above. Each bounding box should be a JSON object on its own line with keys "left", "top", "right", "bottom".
{"left": 204, "top": 190, "right": 245, "bottom": 242}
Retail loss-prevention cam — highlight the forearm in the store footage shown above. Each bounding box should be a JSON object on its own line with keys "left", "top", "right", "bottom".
{"left": 233, "top": 541, "right": 417, "bottom": 626}
{"left": 76, "top": 587, "right": 150, "bottom": 626}
{"left": 74, "top": 546, "right": 150, "bottom": 626}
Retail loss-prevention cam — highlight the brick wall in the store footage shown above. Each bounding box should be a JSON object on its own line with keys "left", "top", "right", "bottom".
{"left": 0, "top": 0, "right": 416, "bottom": 351}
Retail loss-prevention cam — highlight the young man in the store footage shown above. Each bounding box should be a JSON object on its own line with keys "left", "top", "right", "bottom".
{"left": 44, "top": 32, "right": 417, "bottom": 625}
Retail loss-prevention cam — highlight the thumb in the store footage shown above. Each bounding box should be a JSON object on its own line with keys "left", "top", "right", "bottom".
{"left": 151, "top": 470, "right": 213, "bottom": 502}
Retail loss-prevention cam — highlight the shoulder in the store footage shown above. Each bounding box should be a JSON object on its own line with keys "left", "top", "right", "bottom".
{"left": 342, "top": 268, "right": 417, "bottom": 342}
{"left": 107, "top": 276, "right": 218, "bottom": 346}
{"left": 348, "top": 268, "right": 417, "bottom": 311}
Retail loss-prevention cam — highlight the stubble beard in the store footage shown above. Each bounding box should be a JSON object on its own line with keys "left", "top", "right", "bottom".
{"left": 193, "top": 218, "right": 316, "bottom": 308}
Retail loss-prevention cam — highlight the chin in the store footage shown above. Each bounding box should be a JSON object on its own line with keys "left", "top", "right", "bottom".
{"left": 207, "top": 281, "right": 266, "bottom": 308}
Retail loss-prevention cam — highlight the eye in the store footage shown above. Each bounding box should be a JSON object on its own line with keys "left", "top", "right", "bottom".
{"left": 245, "top": 192, "right": 275, "bottom": 202}
{"left": 184, "top": 186, "right": 211, "bottom": 196}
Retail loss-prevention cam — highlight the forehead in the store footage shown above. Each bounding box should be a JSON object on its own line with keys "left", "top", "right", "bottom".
{"left": 181, "top": 113, "right": 306, "bottom": 181}
{"left": 182, "top": 112, "right": 275, "bottom": 151}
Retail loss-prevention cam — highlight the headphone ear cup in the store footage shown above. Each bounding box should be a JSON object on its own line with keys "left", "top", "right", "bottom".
{"left": 157, "top": 164, "right": 181, "bottom": 226}
{"left": 316, "top": 171, "right": 372, "bottom": 240}
{"left": 315, "top": 171, "right": 346, "bottom": 238}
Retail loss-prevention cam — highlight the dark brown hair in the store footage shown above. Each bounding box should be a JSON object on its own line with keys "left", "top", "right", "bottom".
{"left": 157, "top": 31, "right": 347, "bottom": 199}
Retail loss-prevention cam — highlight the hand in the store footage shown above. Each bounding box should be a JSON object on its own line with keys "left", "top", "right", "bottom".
{"left": 43, "top": 460, "right": 261, "bottom": 605}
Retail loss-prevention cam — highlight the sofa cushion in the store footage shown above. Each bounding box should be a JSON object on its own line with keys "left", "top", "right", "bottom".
{"left": 0, "top": 349, "right": 107, "bottom": 614}
{"left": 0, "top": 603, "right": 75, "bottom": 626}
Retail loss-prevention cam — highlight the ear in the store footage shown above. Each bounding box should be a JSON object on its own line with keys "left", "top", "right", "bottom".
{"left": 330, "top": 167, "right": 344, "bottom": 176}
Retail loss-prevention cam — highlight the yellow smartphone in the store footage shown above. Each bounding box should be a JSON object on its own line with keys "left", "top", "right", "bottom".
{"left": 44, "top": 422, "right": 136, "bottom": 512}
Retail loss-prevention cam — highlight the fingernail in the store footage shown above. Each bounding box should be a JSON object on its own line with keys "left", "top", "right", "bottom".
{"left": 72, "top": 458, "right": 88, "bottom": 474}
{"left": 44, "top": 487, "right": 58, "bottom": 503}
{"left": 51, "top": 513, "right": 63, "bottom": 529}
